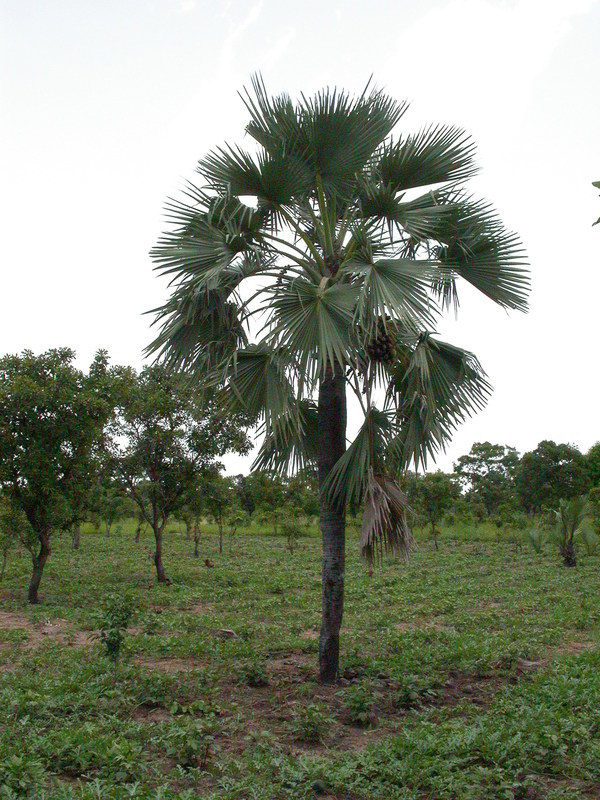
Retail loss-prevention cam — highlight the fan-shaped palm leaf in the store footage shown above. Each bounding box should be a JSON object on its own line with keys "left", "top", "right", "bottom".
{"left": 252, "top": 400, "right": 319, "bottom": 474}
{"left": 436, "top": 199, "right": 529, "bottom": 311}
{"left": 391, "top": 334, "right": 492, "bottom": 469}
{"left": 218, "top": 345, "right": 296, "bottom": 439}
{"left": 267, "top": 277, "right": 358, "bottom": 373}
{"left": 345, "top": 256, "right": 437, "bottom": 334}
{"left": 323, "top": 407, "right": 396, "bottom": 506}
{"left": 376, "top": 124, "right": 478, "bottom": 191}
{"left": 243, "top": 75, "right": 408, "bottom": 197}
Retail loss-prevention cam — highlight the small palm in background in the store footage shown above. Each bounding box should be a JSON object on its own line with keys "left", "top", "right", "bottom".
{"left": 551, "top": 496, "right": 595, "bottom": 567}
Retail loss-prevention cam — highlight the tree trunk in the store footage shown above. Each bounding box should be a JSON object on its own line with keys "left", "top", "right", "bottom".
{"left": 563, "top": 540, "right": 576, "bottom": 568}
{"left": 318, "top": 368, "right": 347, "bottom": 684}
{"left": 153, "top": 524, "right": 167, "bottom": 582}
{"left": 194, "top": 524, "right": 200, "bottom": 557}
{"left": 72, "top": 523, "right": 81, "bottom": 550}
{"left": 0, "top": 550, "right": 8, "bottom": 582}
{"left": 28, "top": 533, "right": 51, "bottom": 604}
{"left": 432, "top": 522, "right": 439, "bottom": 551}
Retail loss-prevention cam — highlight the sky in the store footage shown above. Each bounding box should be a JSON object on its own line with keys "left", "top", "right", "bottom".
{"left": 1, "top": 0, "right": 599, "bottom": 474}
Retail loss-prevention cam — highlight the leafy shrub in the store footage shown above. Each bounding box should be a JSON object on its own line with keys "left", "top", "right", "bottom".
{"left": 338, "top": 681, "right": 377, "bottom": 727}
{"left": 162, "top": 716, "right": 218, "bottom": 770}
{"left": 391, "top": 675, "right": 438, "bottom": 709}
{"left": 0, "top": 754, "right": 46, "bottom": 795}
{"left": 237, "top": 660, "right": 269, "bottom": 687}
{"left": 95, "top": 593, "right": 134, "bottom": 665}
{"left": 290, "top": 702, "right": 331, "bottom": 743}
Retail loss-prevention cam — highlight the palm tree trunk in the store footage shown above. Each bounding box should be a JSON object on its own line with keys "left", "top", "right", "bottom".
{"left": 563, "top": 540, "right": 576, "bottom": 568}
{"left": 72, "top": 523, "right": 81, "bottom": 550}
{"left": 28, "top": 533, "right": 51, "bottom": 604}
{"left": 318, "top": 367, "right": 347, "bottom": 684}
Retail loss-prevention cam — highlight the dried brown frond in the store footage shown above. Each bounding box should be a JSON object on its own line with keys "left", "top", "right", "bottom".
{"left": 360, "top": 469, "right": 413, "bottom": 564}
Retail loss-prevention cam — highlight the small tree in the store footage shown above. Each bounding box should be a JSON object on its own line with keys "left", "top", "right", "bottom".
{"left": 0, "top": 349, "right": 114, "bottom": 602}
{"left": 110, "top": 366, "right": 250, "bottom": 581}
{"left": 243, "top": 471, "right": 286, "bottom": 534}
{"left": 407, "top": 471, "right": 459, "bottom": 549}
{"left": 280, "top": 505, "right": 307, "bottom": 554}
{"left": 178, "top": 471, "right": 214, "bottom": 556}
{"left": 95, "top": 593, "right": 134, "bottom": 684}
{"left": 203, "top": 473, "right": 243, "bottom": 554}
{"left": 90, "top": 478, "right": 132, "bottom": 537}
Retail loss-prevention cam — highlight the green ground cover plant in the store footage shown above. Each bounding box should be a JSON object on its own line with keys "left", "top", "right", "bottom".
{"left": 0, "top": 519, "right": 599, "bottom": 799}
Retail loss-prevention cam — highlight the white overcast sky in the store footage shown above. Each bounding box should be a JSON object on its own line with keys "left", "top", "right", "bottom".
{"left": 1, "top": 0, "right": 599, "bottom": 473}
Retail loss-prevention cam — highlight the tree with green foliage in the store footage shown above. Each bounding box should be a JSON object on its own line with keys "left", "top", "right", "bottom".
{"left": 588, "top": 486, "right": 600, "bottom": 536}
{"left": 406, "top": 471, "right": 459, "bottom": 549}
{"left": 203, "top": 473, "right": 244, "bottom": 554}
{"left": 149, "top": 78, "right": 529, "bottom": 681}
{"left": 110, "top": 365, "right": 250, "bottom": 582}
{"left": 0, "top": 497, "right": 33, "bottom": 582}
{"left": 177, "top": 468, "right": 218, "bottom": 556}
{"left": 285, "top": 473, "right": 320, "bottom": 519}
{"left": 584, "top": 441, "right": 600, "bottom": 488}
{"left": 454, "top": 441, "right": 519, "bottom": 517}
{"left": 90, "top": 477, "right": 133, "bottom": 537}
{"left": 516, "top": 440, "right": 591, "bottom": 514}
{"left": 0, "top": 349, "right": 114, "bottom": 602}
{"left": 234, "top": 474, "right": 255, "bottom": 520}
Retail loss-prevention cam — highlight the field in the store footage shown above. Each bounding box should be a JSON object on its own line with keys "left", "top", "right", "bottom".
{"left": 1, "top": 521, "right": 599, "bottom": 799}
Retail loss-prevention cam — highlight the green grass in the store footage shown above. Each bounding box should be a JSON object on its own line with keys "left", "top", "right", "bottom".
{"left": 0, "top": 520, "right": 599, "bottom": 799}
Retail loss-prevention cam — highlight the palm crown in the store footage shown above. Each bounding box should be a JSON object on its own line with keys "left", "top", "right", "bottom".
{"left": 149, "top": 77, "right": 529, "bottom": 561}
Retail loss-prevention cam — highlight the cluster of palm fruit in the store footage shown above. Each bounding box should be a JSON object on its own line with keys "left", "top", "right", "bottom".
{"left": 366, "top": 318, "right": 400, "bottom": 365}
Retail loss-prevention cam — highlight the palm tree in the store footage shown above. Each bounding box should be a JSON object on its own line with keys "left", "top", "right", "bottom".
{"left": 551, "top": 496, "right": 591, "bottom": 567}
{"left": 149, "top": 77, "right": 529, "bottom": 682}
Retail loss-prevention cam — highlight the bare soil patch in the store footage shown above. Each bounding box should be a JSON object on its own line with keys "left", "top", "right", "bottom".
{"left": 395, "top": 617, "right": 454, "bottom": 633}
{"left": 133, "top": 656, "right": 208, "bottom": 673}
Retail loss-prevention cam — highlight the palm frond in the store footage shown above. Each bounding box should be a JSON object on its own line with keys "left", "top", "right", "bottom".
{"left": 266, "top": 277, "right": 358, "bottom": 374}
{"left": 151, "top": 191, "right": 268, "bottom": 281}
{"left": 242, "top": 74, "right": 408, "bottom": 197}
{"left": 376, "top": 125, "right": 478, "bottom": 191}
{"left": 358, "top": 184, "right": 458, "bottom": 241}
{"left": 200, "top": 145, "right": 312, "bottom": 212}
{"left": 146, "top": 280, "right": 247, "bottom": 372}
{"left": 219, "top": 344, "right": 297, "bottom": 438}
{"left": 323, "top": 407, "right": 396, "bottom": 506}
{"left": 390, "top": 334, "right": 492, "bottom": 470}
{"left": 345, "top": 256, "right": 438, "bottom": 335}
{"left": 436, "top": 199, "right": 529, "bottom": 311}
{"left": 360, "top": 470, "right": 413, "bottom": 564}
{"left": 252, "top": 400, "right": 319, "bottom": 474}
